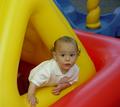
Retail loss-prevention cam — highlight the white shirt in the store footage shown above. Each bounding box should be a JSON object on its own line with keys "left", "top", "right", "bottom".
{"left": 29, "top": 59, "right": 79, "bottom": 87}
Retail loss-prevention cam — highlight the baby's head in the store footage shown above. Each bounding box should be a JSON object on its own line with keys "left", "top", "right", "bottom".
{"left": 52, "top": 36, "right": 80, "bottom": 72}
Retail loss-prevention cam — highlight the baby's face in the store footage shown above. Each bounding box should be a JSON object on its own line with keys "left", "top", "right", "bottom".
{"left": 53, "top": 41, "right": 78, "bottom": 72}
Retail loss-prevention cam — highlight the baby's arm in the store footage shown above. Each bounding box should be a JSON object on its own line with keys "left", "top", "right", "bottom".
{"left": 27, "top": 82, "right": 38, "bottom": 107}
{"left": 52, "top": 82, "right": 71, "bottom": 95}
{"left": 52, "top": 64, "right": 79, "bottom": 95}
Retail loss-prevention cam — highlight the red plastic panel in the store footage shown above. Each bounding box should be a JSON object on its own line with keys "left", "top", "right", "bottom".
{"left": 50, "top": 30, "right": 120, "bottom": 107}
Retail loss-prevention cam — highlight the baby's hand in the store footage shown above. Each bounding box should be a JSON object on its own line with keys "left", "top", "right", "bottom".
{"left": 59, "top": 76, "right": 70, "bottom": 84}
{"left": 52, "top": 82, "right": 71, "bottom": 95}
{"left": 52, "top": 84, "right": 63, "bottom": 95}
{"left": 27, "top": 94, "right": 38, "bottom": 107}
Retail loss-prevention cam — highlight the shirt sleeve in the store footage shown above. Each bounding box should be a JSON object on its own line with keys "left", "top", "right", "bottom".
{"left": 28, "top": 64, "right": 51, "bottom": 87}
{"left": 68, "top": 64, "right": 80, "bottom": 85}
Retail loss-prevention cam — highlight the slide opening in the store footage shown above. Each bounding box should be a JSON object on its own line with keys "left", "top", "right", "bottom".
{"left": 17, "top": 22, "right": 52, "bottom": 95}
{"left": 17, "top": 60, "right": 35, "bottom": 95}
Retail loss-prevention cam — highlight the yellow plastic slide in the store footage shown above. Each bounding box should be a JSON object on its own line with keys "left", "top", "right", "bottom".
{"left": 0, "top": 0, "right": 96, "bottom": 107}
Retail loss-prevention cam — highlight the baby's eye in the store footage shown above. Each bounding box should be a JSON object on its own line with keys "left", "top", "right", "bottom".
{"left": 61, "top": 54, "right": 65, "bottom": 57}
{"left": 70, "top": 53, "right": 76, "bottom": 57}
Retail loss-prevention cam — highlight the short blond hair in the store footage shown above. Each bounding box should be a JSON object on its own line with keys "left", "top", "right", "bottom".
{"left": 52, "top": 36, "right": 80, "bottom": 55}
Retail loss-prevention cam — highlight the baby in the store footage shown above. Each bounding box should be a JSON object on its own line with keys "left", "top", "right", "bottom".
{"left": 27, "top": 36, "right": 80, "bottom": 107}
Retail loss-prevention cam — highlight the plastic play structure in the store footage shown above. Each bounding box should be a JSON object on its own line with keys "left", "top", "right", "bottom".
{"left": 0, "top": 0, "right": 120, "bottom": 107}
{"left": 0, "top": 0, "right": 95, "bottom": 107}
{"left": 54, "top": 0, "right": 120, "bottom": 37}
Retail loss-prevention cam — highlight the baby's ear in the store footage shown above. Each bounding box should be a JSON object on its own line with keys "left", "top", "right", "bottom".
{"left": 52, "top": 51, "right": 56, "bottom": 60}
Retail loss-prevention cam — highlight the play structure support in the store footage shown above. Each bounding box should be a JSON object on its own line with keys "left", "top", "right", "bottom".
{"left": 86, "top": 0, "right": 101, "bottom": 29}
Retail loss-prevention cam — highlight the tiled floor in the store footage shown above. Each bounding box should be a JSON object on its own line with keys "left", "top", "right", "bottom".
{"left": 70, "top": 0, "right": 120, "bottom": 14}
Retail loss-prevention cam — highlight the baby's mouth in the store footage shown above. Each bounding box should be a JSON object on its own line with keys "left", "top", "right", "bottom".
{"left": 64, "top": 63, "right": 71, "bottom": 67}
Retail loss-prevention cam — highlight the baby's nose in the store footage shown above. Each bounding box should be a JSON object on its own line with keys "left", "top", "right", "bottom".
{"left": 65, "top": 56, "right": 70, "bottom": 61}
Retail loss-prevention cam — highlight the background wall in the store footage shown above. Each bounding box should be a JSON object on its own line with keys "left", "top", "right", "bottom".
{"left": 70, "top": 0, "right": 120, "bottom": 14}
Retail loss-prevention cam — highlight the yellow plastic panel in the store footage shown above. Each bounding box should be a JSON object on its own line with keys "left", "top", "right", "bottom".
{"left": 0, "top": 0, "right": 96, "bottom": 107}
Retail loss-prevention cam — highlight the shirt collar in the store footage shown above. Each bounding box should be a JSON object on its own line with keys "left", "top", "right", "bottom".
{"left": 52, "top": 59, "right": 63, "bottom": 76}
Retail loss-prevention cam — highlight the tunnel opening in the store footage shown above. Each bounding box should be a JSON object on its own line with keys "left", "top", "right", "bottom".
{"left": 17, "top": 22, "right": 52, "bottom": 95}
